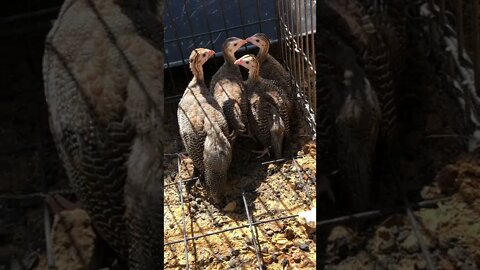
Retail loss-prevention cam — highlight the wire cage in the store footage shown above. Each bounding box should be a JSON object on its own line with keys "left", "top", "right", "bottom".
{"left": 315, "top": 0, "right": 480, "bottom": 268}
{"left": 164, "top": 0, "right": 317, "bottom": 136}
{"left": 163, "top": 0, "right": 317, "bottom": 269}
{"left": 277, "top": 0, "right": 317, "bottom": 136}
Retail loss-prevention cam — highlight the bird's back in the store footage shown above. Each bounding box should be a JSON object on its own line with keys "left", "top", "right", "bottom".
{"left": 178, "top": 81, "right": 230, "bottom": 175}
{"left": 259, "top": 55, "right": 293, "bottom": 101}
{"left": 210, "top": 63, "right": 248, "bottom": 134}
{"left": 43, "top": 0, "right": 164, "bottom": 266}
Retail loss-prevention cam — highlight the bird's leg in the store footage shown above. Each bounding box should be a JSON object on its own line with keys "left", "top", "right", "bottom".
{"left": 228, "top": 130, "right": 238, "bottom": 142}
{"left": 251, "top": 147, "right": 271, "bottom": 159}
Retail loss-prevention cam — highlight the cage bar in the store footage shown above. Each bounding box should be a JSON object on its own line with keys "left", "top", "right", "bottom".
{"left": 241, "top": 192, "right": 264, "bottom": 269}
{"left": 276, "top": 0, "right": 316, "bottom": 137}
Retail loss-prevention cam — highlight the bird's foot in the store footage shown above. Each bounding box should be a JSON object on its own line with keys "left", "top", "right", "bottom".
{"left": 178, "top": 152, "right": 189, "bottom": 160}
{"left": 251, "top": 148, "right": 271, "bottom": 159}
{"left": 227, "top": 130, "right": 238, "bottom": 142}
{"left": 46, "top": 194, "right": 81, "bottom": 214}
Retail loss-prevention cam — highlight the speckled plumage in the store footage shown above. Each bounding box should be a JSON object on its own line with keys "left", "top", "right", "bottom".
{"left": 246, "top": 33, "right": 294, "bottom": 116}
{"left": 178, "top": 48, "right": 232, "bottom": 204}
{"left": 209, "top": 38, "right": 248, "bottom": 140}
{"left": 43, "top": 0, "right": 164, "bottom": 268}
{"left": 317, "top": 1, "right": 382, "bottom": 211}
{"left": 235, "top": 54, "right": 290, "bottom": 159}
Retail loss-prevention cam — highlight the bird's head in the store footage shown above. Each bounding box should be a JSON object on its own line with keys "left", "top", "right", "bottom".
{"left": 245, "top": 33, "right": 270, "bottom": 50}
{"left": 189, "top": 48, "right": 215, "bottom": 67}
{"left": 233, "top": 54, "right": 258, "bottom": 71}
{"left": 222, "top": 37, "right": 247, "bottom": 55}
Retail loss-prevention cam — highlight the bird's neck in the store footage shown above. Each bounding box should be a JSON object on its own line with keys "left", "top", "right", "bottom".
{"left": 248, "top": 68, "right": 259, "bottom": 81}
{"left": 191, "top": 63, "right": 204, "bottom": 82}
{"left": 257, "top": 45, "right": 269, "bottom": 62}
{"left": 223, "top": 50, "right": 236, "bottom": 65}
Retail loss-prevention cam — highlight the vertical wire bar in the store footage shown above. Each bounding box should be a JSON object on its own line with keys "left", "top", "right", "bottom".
{"left": 292, "top": 155, "right": 316, "bottom": 188}
{"left": 241, "top": 192, "right": 263, "bottom": 269}
{"left": 201, "top": 0, "right": 218, "bottom": 70}
{"left": 285, "top": 1, "right": 296, "bottom": 85}
{"left": 43, "top": 205, "right": 56, "bottom": 269}
{"left": 236, "top": 0, "right": 247, "bottom": 39}
{"left": 288, "top": 0, "right": 296, "bottom": 95}
{"left": 255, "top": 0, "right": 263, "bottom": 33}
{"left": 303, "top": 0, "right": 312, "bottom": 109}
{"left": 291, "top": 156, "right": 312, "bottom": 203}
{"left": 183, "top": 0, "right": 201, "bottom": 54}
{"left": 298, "top": 0, "right": 306, "bottom": 101}
{"left": 165, "top": 1, "right": 190, "bottom": 81}
{"left": 474, "top": 0, "right": 480, "bottom": 95}
{"left": 295, "top": 0, "right": 304, "bottom": 98}
{"left": 293, "top": 0, "right": 305, "bottom": 97}
{"left": 275, "top": 0, "right": 285, "bottom": 66}
{"left": 177, "top": 157, "right": 190, "bottom": 270}
{"left": 219, "top": 0, "right": 230, "bottom": 37}
{"left": 310, "top": 0, "right": 316, "bottom": 112}
{"left": 303, "top": 0, "right": 310, "bottom": 108}
{"left": 406, "top": 208, "right": 436, "bottom": 270}
{"left": 278, "top": 0, "right": 288, "bottom": 70}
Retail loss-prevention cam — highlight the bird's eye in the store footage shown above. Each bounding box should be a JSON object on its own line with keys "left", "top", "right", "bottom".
{"left": 256, "top": 39, "right": 260, "bottom": 42}
{"left": 234, "top": 43, "right": 237, "bottom": 46}
{"left": 245, "top": 61, "right": 250, "bottom": 64}
{"left": 203, "top": 53, "right": 206, "bottom": 57}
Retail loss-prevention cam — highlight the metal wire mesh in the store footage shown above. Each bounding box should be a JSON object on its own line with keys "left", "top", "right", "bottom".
{"left": 164, "top": 153, "right": 316, "bottom": 269}
{"left": 277, "top": 0, "right": 316, "bottom": 137}
{"left": 164, "top": 0, "right": 278, "bottom": 101}
{"left": 314, "top": 1, "right": 480, "bottom": 269}
{"left": 163, "top": 1, "right": 317, "bottom": 267}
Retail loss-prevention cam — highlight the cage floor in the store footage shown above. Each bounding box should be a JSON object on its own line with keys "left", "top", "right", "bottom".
{"left": 163, "top": 97, "right": 317, "bottom": 269}
{"left": 319, "top": 150, "right": 480, "bottom": 269}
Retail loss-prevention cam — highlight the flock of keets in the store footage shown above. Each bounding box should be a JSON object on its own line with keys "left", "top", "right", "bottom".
{"left": 177, "top": 33, "right": 296, "bottom": 205}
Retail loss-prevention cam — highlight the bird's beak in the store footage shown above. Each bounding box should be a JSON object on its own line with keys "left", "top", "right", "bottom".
{"left": 234, "top": 59, "right": 243, "bottom": 65}
{"left": 239, "top": 39, "right": 248, "bottom": 46}
{"left": 245, "top": 36, "right": 254, "bottom": 43}
{"left": 208, "top": 50, "right": 216, "bottom": 57}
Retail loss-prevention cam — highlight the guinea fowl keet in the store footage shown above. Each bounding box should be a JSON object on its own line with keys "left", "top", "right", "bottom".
{"left": 177, "top": 48, "right": 232, "bottom": 205}
{"left": 246, "top": 33, "right": 294, "bottom": 117}
{"left": 234, "top": 54, "right": 290, "bottom": 159}
{"left": 43, "top": 0, "right": 164, "bottom": 268}
{"left": 209, "top": 37, "right": 249, "bottom": 142}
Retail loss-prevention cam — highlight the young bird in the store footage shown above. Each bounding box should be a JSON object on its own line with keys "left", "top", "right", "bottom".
{"left": 177, "top": 48, "right": 232, "bottom": 205}
{"left": 210, "top": 37, "right": 250, "bottom": 143}
{"left": 246, "top": 33, "right": 293, "bottom": 116}
{"left": 234, "top": 54, "right": 290, "bottom": 159}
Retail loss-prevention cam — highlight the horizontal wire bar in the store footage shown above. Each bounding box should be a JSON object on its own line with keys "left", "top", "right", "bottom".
{"left": 164, "top": 177, "right": 198, "bottom": 188}
{"left": 261, "top": 155, "right": 301, "bottom": 165}
{"left": 165, "top": 214, "right": 298, "bottom": 246}
{"left": 0, "top": 189, "right": 75, "bottom": 200}
{"left": 317, "top": 197, "right": 451, "bottom": 227}
{"left": 164, "top": 18, "right": 277, "bottom": 44}
{"left": 0, "top": 6, "right": 60, "bottom": 25}
{"left": 164, "top": 40, "right": 279, "bottom": 68}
